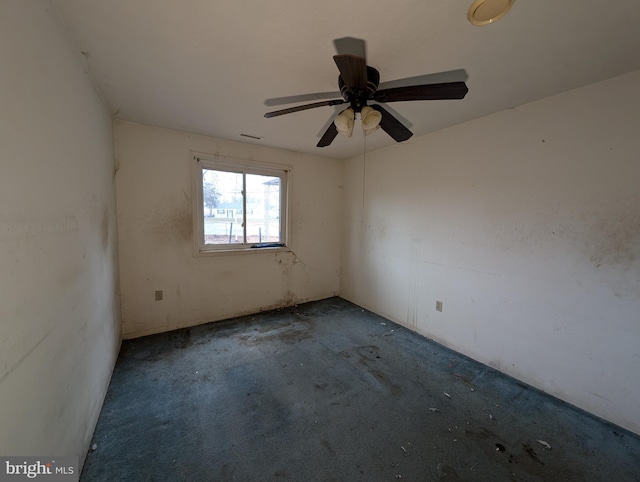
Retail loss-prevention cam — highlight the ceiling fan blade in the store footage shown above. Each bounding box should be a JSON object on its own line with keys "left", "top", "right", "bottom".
{"left": 264, "top": 99, "right": 346, "bottom": 118}
{"left": 378, "top": 69, "right": 468, "bottom": 91}
{"left": 371, "top": 104, "right": 413, "bottom": 142}
{"left": 317, "top": 122, "right": 339, "bottom": 147}
{"left": 333, "top": 54, "right": 367, "bottom": 91}
{"left": 374, "top": 81, "right": 469, "bottom": 103}
{"left": 265, "top": 91, "right": 342, "bottom": 107}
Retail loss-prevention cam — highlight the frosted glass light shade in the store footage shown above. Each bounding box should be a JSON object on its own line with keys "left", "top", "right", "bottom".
{"left": 335, "top": 108, "right": 355, "bottom": 137}
{"left": 361, "top": 106, "right": 382, "bottom": 131}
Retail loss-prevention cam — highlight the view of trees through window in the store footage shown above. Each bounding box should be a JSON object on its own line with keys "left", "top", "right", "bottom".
{"left": 202, "top": 168, "right": 281, "bottom": 245}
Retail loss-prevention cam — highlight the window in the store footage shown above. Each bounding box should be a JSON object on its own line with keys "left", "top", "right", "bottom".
{"left": 192, "top": 153, "right": 289, "bottom": 254}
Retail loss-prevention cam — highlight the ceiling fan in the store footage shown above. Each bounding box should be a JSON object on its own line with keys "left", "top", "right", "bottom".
{"left": 264, "top": 41, "right": 469, "bottom": 148}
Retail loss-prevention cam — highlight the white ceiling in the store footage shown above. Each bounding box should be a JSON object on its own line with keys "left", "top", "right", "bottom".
{"left": 52, "top": 0, "right": 640, "bottom": 160}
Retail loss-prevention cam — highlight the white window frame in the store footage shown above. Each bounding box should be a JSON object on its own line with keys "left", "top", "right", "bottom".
{"left": 192, "top": 152, "right": 290, "bottom": 256}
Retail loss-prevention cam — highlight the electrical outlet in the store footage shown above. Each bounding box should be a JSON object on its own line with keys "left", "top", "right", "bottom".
{"left": 436, "top": 300, "right": 443, "bottom": 312}
{"left": 155, "top": 290, "right": 163, "bottom": 301}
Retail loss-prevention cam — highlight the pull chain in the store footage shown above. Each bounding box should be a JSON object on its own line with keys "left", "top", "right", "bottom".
{"left": 362, "top": 131, "right": 366, "bottom": 209}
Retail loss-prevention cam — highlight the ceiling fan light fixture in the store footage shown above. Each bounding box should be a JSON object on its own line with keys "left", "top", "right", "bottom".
{"left": 361, "top": 105, "right": 382, "bottom": 131}
{"left": 468, "top": 0, "right": 515, "bottom": 26}
{"left": 335, "top": 108, "right": 355, "bottom": 137}
{"left": 265, "top": 40, "right": 470, "bottom": 147}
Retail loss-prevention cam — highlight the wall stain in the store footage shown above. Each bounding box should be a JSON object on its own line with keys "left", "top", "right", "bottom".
{"left": 148, "top": 201, "right": 192, "bottom": 245}
{"left": 588, "top": 209, "right": 640, "bottom": 266}
{"left": 280, "top": 290, "right": 298, "bottom": 306}
{"left": 274, "top": 251, "right": 310, "bottom": 309}
{"left": 101, "top": 206, "right": 109, "bottom": 250}
{"left": 256, "top": 292, "right": 301, "bottom": 314}
{"left": 406, "top": 243, "right": 419, "bottom": 330}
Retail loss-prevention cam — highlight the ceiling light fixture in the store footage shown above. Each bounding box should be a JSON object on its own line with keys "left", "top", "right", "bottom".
{"left": 468, "top": 0, "right": 515, "bottom": 26}
{"left": 361, "top": 106, "right": 382, "bottom": 133}
{"left": 335, "top": 108, "right": 355, "bottom": 137}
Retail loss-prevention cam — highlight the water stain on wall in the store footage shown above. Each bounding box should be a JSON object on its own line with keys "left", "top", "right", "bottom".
{"left": 101, "top": 206, "right": 109, "bottom": 250}
{"left": 406, "top": 243, "right": 419, "bottom": 330}
{"left": 275, "top": 251, "right": 308, "bottom": 309}
{"left": 588, "top": 208, "right": 640, "bottom": 267}
{"left": 147, "top": 199, "right": 192, "bottom": 244}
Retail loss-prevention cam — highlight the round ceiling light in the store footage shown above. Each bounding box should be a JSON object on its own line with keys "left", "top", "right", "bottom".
{"left": 468, "top": 0, "right": 515, "bottom": 26}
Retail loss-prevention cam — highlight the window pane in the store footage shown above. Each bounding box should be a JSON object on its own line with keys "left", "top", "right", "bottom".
{"left": 195, "top": 156, "right": 287, "bottom": 254}
{"left": 203, "top": 169, "right": 243, "bottom": 245}
{"left": 246, "top": 173, "right": 281, "bottom": 244}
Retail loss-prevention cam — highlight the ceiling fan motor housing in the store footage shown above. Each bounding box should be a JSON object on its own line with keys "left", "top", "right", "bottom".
{"left": 339, "top": 66, "right": 380, "bottom": 112}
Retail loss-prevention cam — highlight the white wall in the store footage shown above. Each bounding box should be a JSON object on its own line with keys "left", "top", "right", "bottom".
{"left": 341, "top": 70, "right": 640, "bottom": 434}
{"left": 0, "top": 0, "right": 120, "bottom": 458}
{"left": 115, "top": 121, "right": 342, "bottom": 338}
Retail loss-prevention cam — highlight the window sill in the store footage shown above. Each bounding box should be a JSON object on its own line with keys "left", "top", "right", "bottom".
{"left": 194, "top": 244, "right": 290, "bottom": 258}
